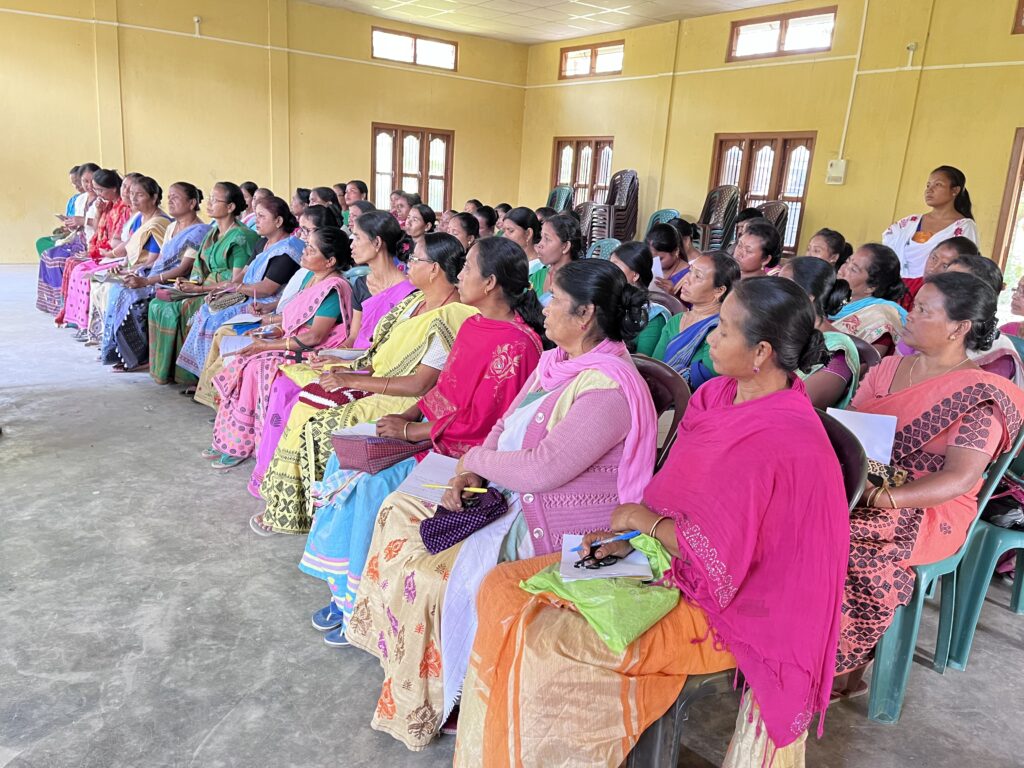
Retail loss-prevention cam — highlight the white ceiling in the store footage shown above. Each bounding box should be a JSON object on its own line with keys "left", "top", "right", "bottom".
{"left": 311, "top": 0, "right": 783, "bottom": 44}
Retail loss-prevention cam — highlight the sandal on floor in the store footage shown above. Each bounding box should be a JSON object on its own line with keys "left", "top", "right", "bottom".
{"left": 249, "top": 513, "right": 279, "bottom": 537}
{"left": 113, "top": 363, "right": 149, "bottom": 373}
{"left": 210, "top": 453, "right": 246, "bottom": 469}
{"left": 179, "top": 386, "right": 197, "bottom": 396}
{"left": 200, "top": 447, "right": 221, "bottom": 460}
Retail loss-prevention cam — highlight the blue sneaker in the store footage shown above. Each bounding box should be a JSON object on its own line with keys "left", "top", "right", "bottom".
{"left": 311, "top": 602, "right": 344, "bottom": 632}
{"left": 324, "top": 626, "right": 350, "bottom": 647}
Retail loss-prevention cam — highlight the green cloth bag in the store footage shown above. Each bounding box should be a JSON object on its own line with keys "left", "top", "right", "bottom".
{"left": 519, "top": 534, "right": 680, "bottom": 653}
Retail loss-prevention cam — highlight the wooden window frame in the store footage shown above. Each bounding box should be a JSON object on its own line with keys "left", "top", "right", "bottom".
{"left": 1014, "top": 0, "right": 1024, "bottom": 34}
{"left": 726, "top": 6, "right": 837, "bottom": 62}
{"left": 993, "top": 127, "right": 1024, "bottom": 269}
{"left": 371, "top": 26, "right": 459, "bottom": 72}
{"left": 708, "top": 131, "right": 817, "bottom": 253}
{"left": 558, "top": 40, "right": 624, "bottom": 80}
{"left": 550, "top": 136, "right": 615, "bottom": 206}
{"left": 371, "top": 122, "right": 455, "bottom": 211}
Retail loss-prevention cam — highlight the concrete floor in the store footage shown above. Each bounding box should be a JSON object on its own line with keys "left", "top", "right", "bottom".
{"left": 1, "top": 264, "right": 1022, "bottom": 767}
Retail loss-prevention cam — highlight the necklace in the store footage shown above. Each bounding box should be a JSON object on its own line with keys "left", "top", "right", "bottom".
{"left": 413, "top": 286, "right": 458, "bottom": 316}
{"left": 909, "top": 354, "right": 969, "bottom": 385}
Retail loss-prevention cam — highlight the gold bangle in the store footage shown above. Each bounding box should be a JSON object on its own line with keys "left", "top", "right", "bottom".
{"left": 882, "top": 487, "right": 897, "bottom": 509}
{"left": 650, "top": 515, "right": 670, "bottom": 539}
{"left": 382, "top": 377, "right": 391, "bottom": 395}
{"left": 403, "top": 422, "right": 410, "bottom": 440}
{"left": 866, "top": 487, "right": 880, "bottom": 507}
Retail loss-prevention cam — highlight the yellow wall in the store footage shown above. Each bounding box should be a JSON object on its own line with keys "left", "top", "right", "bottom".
{"left": 518, "top": 0, "right": 1024, "bottom": 258}
{"left": 4, "top": 0, "right": 1024, "bottom": 264}
{"left": 0, "top": 0, "right": 527, "bottom": 263}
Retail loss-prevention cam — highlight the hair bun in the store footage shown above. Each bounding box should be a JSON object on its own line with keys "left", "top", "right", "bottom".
{"left": 968, "top": 317, "right": 998, "bottom": 352}
{"left": 797, "top": 328, "right": 829, "bottom": 373}
{"left": 617, "top": 284, "right": 650, "bottom": 344}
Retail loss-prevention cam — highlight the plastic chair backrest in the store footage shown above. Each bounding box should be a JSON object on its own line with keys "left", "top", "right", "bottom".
{"left": 547, "top": 185, "right": 573, "bottom": 212}
{"left": 849, "top": 335, "right": 882, "bottom": 377}
{"left": 645, "top": 208, "right": 680, "bottom": 236}
{"left": 632, "top": 354, "right": 691, "bottom": 471}
{"left": 585, "top": 238, "right": 620, "bottom": 260}
{"left": 344, "top": 265, "right": 369, "bottom": 286}
{"left": 648, "top": 289, "right": 685, "bottom": 317}
{"left": 816, "top": 409, "right": 868, "bottom": 512}
{"left": 756, "top": 201, "right": 789, "bottom": 235}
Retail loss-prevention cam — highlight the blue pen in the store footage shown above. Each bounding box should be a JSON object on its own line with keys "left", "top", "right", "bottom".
{"left": 572, "top": 530, "right": 642, "bottom": 553}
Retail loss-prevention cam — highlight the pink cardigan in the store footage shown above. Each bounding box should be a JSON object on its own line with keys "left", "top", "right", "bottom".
{"left": 461, "top": 380, "right": 630, "bottom": 555}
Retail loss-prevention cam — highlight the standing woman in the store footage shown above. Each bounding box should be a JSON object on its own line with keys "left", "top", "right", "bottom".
{"left": 653, "top": 251, "right": 740, "bottom": 388}
{"left": 502, "top": 207, "right": 543, "bottom": 276}
{"left": 103, "top": 182, "right": 208, "bottom": 372}
{"left": 883, "top": 165, "right": 978, "bottom": 279}
{"left": 529, "top": 213, "right": 582, "bottom": 303}
{"left": 177, "top": 195, "right": 303, "bottom": 382}
{"left": 205, "top": 227, "right": 355, "bottom": 468}
{"left": 57, "top": 169, "right": 131, "bottom": 332}
{"left": 833, "top": 243, "right": 908, "bottom": 357}
{"left": 148, "top": 181, "right": 259, "bottom": 386}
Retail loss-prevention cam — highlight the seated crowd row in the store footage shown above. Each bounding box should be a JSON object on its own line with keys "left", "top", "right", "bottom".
{"left": 30, "top": 162, "right": 1024, "bottom": 765}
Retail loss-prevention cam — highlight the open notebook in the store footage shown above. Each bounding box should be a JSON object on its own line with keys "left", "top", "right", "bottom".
{"left": 558, "top": 534, "right": 653, "bottom": 582}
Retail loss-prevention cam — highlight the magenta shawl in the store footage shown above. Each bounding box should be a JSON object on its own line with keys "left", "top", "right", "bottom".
{"left": 353, "top": 279, "right": 416, "bottom": 349}
{"left": 535, "top": 338, "right": 656, "bottom": 503}
{"left": 646, "top": 376, "right": 849, "bottom": 747}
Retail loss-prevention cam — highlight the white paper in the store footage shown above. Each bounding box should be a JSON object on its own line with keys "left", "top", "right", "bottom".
{"left": 558, "top": 534, "right": 653, "bottom": 582}
{"left": 331, "top": 421, "right": 378, "bottom": 437}
{"left": 222, "top": 312, "right": 262, "bottom": 325}
{"left": 319, "top": 348, "right": 364, "bottom": 360}
{"left": 826, "top": 407, "right": 898, "bottom": 464}
{"left": 219, "top": 335, "right": 255, "bottom": 357}
{"left": 651, "top": 258, "right": 664, "bottom": 279}
{"left": 396, "top": 452, "right": 460, "bottom": 506}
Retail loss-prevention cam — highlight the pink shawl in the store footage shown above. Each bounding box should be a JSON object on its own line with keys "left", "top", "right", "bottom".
{"left": 535, "top": 338, "right": 656, "bottom": 502}
{"left": 281, "top": 275, "right": 353, "bottom": 347}
{"left": 353, "top": 279, "right": 416, "bottom": 349}
{"left": 646, "top": 376, "right": 849, "bottom": 747}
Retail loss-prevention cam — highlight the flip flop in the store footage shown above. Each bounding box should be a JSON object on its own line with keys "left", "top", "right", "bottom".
{"left": 249, "top": 514, "right": 279, "bottom": 537}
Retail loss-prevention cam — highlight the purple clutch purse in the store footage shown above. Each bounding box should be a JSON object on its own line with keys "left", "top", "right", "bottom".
{"left": 419, "top": 488, "right": 508, "bottom": 554}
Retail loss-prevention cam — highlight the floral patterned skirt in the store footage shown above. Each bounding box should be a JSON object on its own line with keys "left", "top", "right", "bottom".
{"left": 346, "top": 490, "right": 458, "bottom": 751}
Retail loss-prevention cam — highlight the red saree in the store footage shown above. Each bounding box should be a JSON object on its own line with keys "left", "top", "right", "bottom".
{"left": 418, "top": 314, "right": 543, "bottom": 456}
{"left": 837, "top": 357, "right": 1024, "bottom": 672}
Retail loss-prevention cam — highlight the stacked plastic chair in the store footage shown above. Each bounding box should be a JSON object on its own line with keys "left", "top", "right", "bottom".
{"left": 756, "top": 201, "right": 789, "bottom": 240}
{"left": 694, "top": 185, "right": 740, "bottom": 251}
{"left": 546, "top": 185, "right": 573, "bottom": 213}
{"left": 576, "top": 202, "right": 613, "bottom": 252}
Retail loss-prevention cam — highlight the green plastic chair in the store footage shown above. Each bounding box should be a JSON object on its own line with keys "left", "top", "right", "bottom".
{"left": 866, "top": 426, "right": 1024, "bottom": 724}
{"left": 546, "top": 185, "right": 573, "bottom": 212}
{"left": 644, "top": 208, "right": 680, "bottom": 236}
{"left": 344, "top": 265, "right": 369, "bottom": 286}
{"left": 586, "top": 238, "right": 620, "bottom": 260}
{"left": 946, "top": 449, "right": 1024, "bottom": 670}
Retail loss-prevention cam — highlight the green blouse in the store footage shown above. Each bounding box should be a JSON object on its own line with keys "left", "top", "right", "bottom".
{"left": 529, "top": 265, "right": 549, "bottom": 297}
{"left": 300, "top": 272, "right": 344, "bottom": 324}
{"left": 193, "top": 222, "right": 259, "bottom": 283}
{"left": 653, "top": 313, "right": 717, "bottom": 381}
{"left": 635, "top": 310, "right": 666, "bottom": 357}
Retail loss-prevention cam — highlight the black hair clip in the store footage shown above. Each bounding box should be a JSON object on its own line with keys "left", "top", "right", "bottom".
{"left": 573, "top": 543, "right": 621, "bottom": 570}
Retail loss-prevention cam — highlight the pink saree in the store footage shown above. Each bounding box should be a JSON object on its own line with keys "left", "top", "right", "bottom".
{"left": 210, "top": 277, "right": 352, "bottom": 459}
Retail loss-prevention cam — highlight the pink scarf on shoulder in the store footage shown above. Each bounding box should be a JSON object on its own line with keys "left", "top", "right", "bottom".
{"left": 645, "top": 376, "right": 849, "bottom": 748}
{"left": 281, "top": 275, "right": 353, "bottom": 347}
{"left": 535, "top": 338, "right": 656, "bottom": 502}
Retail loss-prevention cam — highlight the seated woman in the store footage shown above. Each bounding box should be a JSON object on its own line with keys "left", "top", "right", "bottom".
{"left": 404, "top": 203, "right": 436, "bottom": 250}
{"left": 205, "top": 227, "right": 355, "bottom": 468}
{"left": 193, "top": 203, "right": 342, "bottom": 408}
{"left": 239, "top": 181, "right": 258, "bottom": 227}
{"left": 668, "top": 217, "right": 703, "bottom": 264}
{"left": 494, "top": 202, "right": 511, "bottom": 232}
{"left": 177, "top": 195, "right": 303, "bottom": 383}
{"left": 100, "top": 182, "right": 208, "bottom": 372}
{"left": 646, "top": 223, "right": 687, "bottom": 293}
{"left": 883, "top": 165, "right": 978, "bottom": 280}
{"left": 246, "top": 210, "right": 414, "bottom": 497}
{"left": 56, "top": 169, "right": 131, "bottom": 333}
{"left": 832, "top": 243, "right": 907, "bottom": 357}
{"left": 473, "top": 205, "right": 497, "bottom": 239}
{"left": 254, "top": 232, "right": 477, "bottom": 535}
{"left": 291, "top": 187, "right": 310, "bottom": 219}
{"left": 346, "top": 258, "right": 657, "bottom": 751}
{"left": 528, "top": 213, "right": 582, "bottom": 303}
{"left": 778, "top": 257, "right": 861, "bottom": 408}
{"left": 301, "top": 237, "right": 546, "bottom": 645}
{"left": 309, "top": 185, "right": 345, "bottom": 225}
{"left": 1000, "top": 274, "right": 1024, "bottom": 339}
{"left": 453, "top": 276, "right": 849, "bottom": 768}
{"left": 147, "top": 181, "right": 260, "bottom": 386}
{"left": 609, "top": 241, "right": 666, "bottom": 356}
{"left": 37, "top": 163, "right": 98, "bottom": 316}
{"left": 92, "top": 176, "right": 172, "bottom": 366}
{"left": 501, "top": 207, "right": 542, "bottom": 276}
{"left": 446, "top": 211, "right": 479, "bottom": 254}
{"left": 723, "top": 207, "right": 764, "bottom": 258}
{"left": 897, "top": 235, "right": 980, "bottom": 311}
{"left": 835, "top": 272, "right": 1024, "bottom": 693}
{"left": 733, "top": 219, "right": 783, "bottom": 279}
{"left": 652, "top": 251, "right": 739, "bottom": 388}
{"left": 806, "top": 227, "right": 853, "bottom": 269}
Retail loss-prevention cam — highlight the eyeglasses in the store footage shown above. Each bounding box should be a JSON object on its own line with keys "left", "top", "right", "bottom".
{"left": 209, "top": 198, "right": 229, "bottom": 205}
{"left": 408, "top": 256, "right": 434, "bottom": 265}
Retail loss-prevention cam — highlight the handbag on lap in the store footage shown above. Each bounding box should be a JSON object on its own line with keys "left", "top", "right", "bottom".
{"left": 419, "top": 488, "right": 508, "bottom": 554}
{"left": 330, "top": 433, "right": 432, "bottom": 475}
